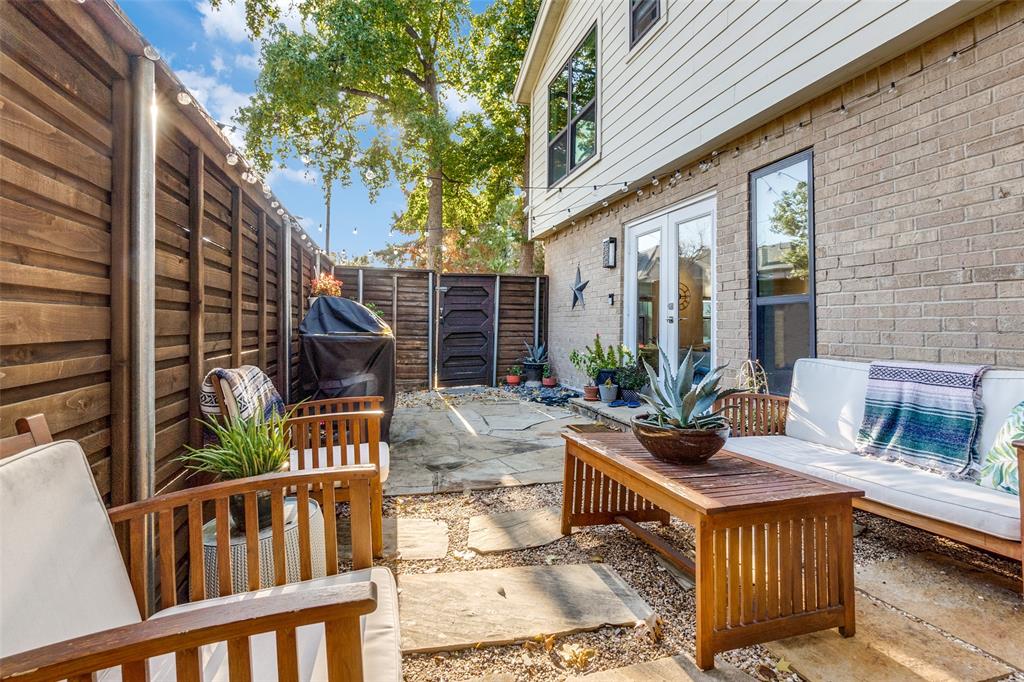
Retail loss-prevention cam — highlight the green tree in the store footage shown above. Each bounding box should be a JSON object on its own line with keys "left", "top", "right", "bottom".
{"left": 768, "top": 181, "right": 809, "bottom": 280}
{"left": 221, "top": 0, "right": 470, "bottom": 270}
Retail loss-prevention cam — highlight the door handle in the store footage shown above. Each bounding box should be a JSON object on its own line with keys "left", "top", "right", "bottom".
{"left": 667, "top": 316, "right": 675, "bottom": 323}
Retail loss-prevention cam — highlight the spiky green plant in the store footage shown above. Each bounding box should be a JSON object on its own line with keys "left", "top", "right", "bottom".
{"left": 639, "top": 348, "right": 742, "bottom": 430}
{"left": 180, "top": 408, "right": 295, "bottom": 479}
{"left": 522, "top": 341, "right": 548, "bottom": 364}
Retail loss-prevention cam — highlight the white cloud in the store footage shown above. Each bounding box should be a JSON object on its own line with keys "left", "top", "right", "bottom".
{"left": 442, "top": 88, "right": 482, "bottom": 120}
{"left": 211, "top": 53, "right": 227, "bottom": 75}
{"left": 176, "top": 68, "right": 252, "bottom": 146}
{"left": 197, "top": 0, "right": 308, "bottom": 43}
{"left": 235, "top": 50, "right": 260, "bottom": 71}
{"left": 267, "top": 166, "right": 318, "bottom": 185}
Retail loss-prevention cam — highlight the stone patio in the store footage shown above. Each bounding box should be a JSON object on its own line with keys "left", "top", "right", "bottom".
{"left": 387, "top": 391, "right": 591, "bottom": 495}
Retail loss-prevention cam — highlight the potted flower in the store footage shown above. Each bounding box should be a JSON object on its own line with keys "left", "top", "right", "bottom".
{"left": 616, "top": 358, "right": 649, "bottom": 403}
{"left": 506, "top": 365, "right": 523, "bottom": 385}
{"left": 631, "top": 348, "right": 742, "bottom": 464}
{"left": 521, "top": 341, "right": 548, "bottom": 386}
{"left": 309, "top": 271, "right": 343, "bottom": 306}
{"left": 570, "top": 335, "right": 633, "bottom": 398}
{"left": 179, "top": 409, "right": 294, "bottom": 532}
{"left": 542, "top": 364, "right": 557, "bottom": 387}
{"left": 569, "top": 347, "right": 600, "bottom": 400}
{"left": 598, "top": 376, "right": 618, "bottom": 403}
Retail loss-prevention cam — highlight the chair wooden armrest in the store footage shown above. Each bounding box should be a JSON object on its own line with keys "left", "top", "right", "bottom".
{"left": 289, "top": 396, "right": 385, "bottom": 415}
{"left": 0, "top": 582, "right": 377, "bottom": 682}
{"left": 714, "top": 392, "right": 790, "bottom": 437}
{"left": 108, "top": 466, "right": 379, "bottom": 617}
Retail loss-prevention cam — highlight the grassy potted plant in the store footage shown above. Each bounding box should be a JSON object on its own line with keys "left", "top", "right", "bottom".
{"left": 180, "top": 409, "right": 294, "bottom": 532}
{"left": 521, "top": 341, "right": 548, "bottom": 386}
{"left": 506, "top": 365, "right": 523, "bottom": 385}
{"left": 631, "top": 348, "right": 742, "bottom": 464}
{"left": 570, "top": 334, "right": 633, "bottom": 400}
{"left": 542, "top": 363, "right": 557, "bottom": 387}
{"left": 598, "top": 376, "right": 619, "bottom": 402}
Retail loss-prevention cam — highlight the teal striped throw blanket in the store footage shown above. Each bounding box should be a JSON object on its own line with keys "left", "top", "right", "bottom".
{"left": 856, "top": 361, "right": 988, "bottom": 478}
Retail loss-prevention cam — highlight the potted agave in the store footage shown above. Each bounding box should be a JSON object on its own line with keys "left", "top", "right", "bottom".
{"left": 522, "top": 341, "right": 548, "bottom": 386}
{"left": 180, "top": 408, "right": 294, "bottom": 532}
{"left": 632, "top": 348, "right": 742, "bottom": 464}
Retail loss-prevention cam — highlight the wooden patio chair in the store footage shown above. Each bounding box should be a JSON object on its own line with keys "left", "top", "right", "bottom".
{"left": 206, "top": 368, "right": 388, "bottom": 557}
{"left": 0, "top": 420, "right": 401, "bottom": 681}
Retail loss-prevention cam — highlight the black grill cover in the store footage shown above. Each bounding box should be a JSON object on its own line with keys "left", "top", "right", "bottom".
{"left": 297, "top": 297, "right": 395, "bottom": 441}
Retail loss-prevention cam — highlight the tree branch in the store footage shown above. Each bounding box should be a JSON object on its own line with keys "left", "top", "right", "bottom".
{"left": 400, "top": 67, "right": 426, "bottom": 89}
{"left": 339, "top": 86, "right": 387, "bottom": 104}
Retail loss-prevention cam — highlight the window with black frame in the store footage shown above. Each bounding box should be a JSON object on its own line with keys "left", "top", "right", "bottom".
{"left": 749, "top": 150, "right": 815, "bottom": 395}
{"left": 548, "top": 27, "right": 597, "bottom": 186}
{"left": 630, "top": 0, "right": 660, "bottom": 46}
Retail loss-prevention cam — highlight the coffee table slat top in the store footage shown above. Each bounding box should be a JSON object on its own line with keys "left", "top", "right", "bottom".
{"left": 563, "top": 431, "right": 863, "bottom": 515}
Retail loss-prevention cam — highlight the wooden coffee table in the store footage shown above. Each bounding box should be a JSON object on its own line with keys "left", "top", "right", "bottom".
{"left": 561, "top": 431, "right": 864, "bottom": 670}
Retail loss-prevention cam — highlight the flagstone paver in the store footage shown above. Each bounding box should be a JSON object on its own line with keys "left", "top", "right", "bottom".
{"left": 766, "top": 596, "right": 1011, "bottom": 682}
{"left": 337, "top": 517, "right": 448, "bottom": 561}
{"left": 468, "top": 506, "right": 564, "bottom": 553}
{"left": 571, "top": 655, "right": 753, "bottom": 681}
{"left": 398, "top": 564, "right": 653, "bottom": 653}
{"left": 855, "top": 551, "right": 1024, "bottom": 669}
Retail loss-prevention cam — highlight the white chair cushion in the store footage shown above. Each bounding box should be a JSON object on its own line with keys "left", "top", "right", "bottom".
{"left": 977, "top": 369, "right": 1024, "bottom": 455}
{"left": 289, "top": 442, "right": 390, "bottom": 483}
{"left": 0, "top": 441, "right": 142, "bottom": 657}
{"left": 97, "top": 567, "right": 401, "bottom": 681}
{"left": 726, "top": 436, "right": 1020, "bottom": 541}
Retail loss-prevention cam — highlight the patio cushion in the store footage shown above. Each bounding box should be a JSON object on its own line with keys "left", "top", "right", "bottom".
{"left": 786, "top": 359, "right": 1024, "bottom": 456}
{"left": 98, "top": 568, "right": 401, "bottom": 681}
{"left": 979, "top": 400, "right": 1023, "bottom": 496}
{"left": 0, "top": 441, "right": 141, "bottom": 658}
{"left": 726, "top": 436, "right": 1020, "bottom": 541}
{"left": 290, "top": 442, "right": 390, "bottom": 483}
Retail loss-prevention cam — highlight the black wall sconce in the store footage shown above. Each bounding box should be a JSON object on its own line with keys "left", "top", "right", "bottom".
{"left": 602, "top": 237, "right": 617, "bottom": 268}
{"left": 607, "top": 293, "right": 615, "bottom": 306}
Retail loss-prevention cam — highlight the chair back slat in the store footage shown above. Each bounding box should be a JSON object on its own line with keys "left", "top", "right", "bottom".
{"left": 187, "top": 500, "right": 206, "bottom": 602}
{"left": 271, "top": 488, "right": 288, "bottom": 586}
{"left": 215, "top": 497, "right": 233, "bottom": 596}
{"left": 322, "top": 482, "right": 339, "bottom": 574}
{"left": 227, "top": 637, "right": 253, "bottom": 681}
{"left": 243, "top": 493, "right": 260, "bottom": 592}
{"left": 157, "top": 509, "right": 177, "bottom": 608}
{"left": 276, "top": 628, "right": 300, "bottom": 681}
{"left": 297, "top": 485, "right": 313, "bottom": 581}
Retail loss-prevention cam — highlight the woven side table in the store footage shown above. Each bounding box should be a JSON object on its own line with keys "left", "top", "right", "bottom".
{"left": 202, "top": 497, "right": 326, "bottom": 597}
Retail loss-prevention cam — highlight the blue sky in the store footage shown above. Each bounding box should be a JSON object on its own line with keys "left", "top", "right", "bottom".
{"left": 121, "top": 0, "right": 490, "bottom": 261}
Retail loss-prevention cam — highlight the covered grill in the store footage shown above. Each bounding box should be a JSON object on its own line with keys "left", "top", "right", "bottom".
{"left": 296, "top": 297, "right": 396, "bottom": 440}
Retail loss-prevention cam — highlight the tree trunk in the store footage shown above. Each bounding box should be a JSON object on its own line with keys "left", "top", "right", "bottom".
{"left": 425, "top": 167, "right": 443, "bottom": 271}
{"left": 518, "top": 129, "right": 534, "bottom": 274}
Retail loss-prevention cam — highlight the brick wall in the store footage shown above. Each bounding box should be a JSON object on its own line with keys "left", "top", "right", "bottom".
{"left": 538, "top": 2, "right": 1023, "bottom": 387}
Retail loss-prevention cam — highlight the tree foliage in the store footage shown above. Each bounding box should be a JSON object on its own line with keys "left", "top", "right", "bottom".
{"left": 768, "top": 181, "right": 809, "bottom": 280}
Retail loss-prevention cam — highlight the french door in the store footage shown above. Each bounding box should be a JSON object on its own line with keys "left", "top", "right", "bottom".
{"left": 624, "top": 194, "right": 716, "bottom": 375}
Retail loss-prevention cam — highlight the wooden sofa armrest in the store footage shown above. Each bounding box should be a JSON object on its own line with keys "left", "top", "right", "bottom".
{"left": 108, "top": 466, "right": 379, "bottom": 616}
{"left": 0, "top": 582, "right": 377, "bottom": 682}
{"left": 714, "top": 392, "right": 790, "bottom": 437}
{"left": 1015, "top": 440, "right": 1023, "bottom": 543}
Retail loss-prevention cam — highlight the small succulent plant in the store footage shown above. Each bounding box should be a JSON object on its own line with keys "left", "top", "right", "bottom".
{"left": 639, "top": 348, "right": 742, "bottom": 430}
{"left": 522, "top": 341, "right": 548, "bottom": 364}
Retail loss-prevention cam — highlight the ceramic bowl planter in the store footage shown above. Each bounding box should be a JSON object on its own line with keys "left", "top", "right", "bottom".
{"left": 583, "top": 385, "right": 600, "bottom": 401}
{"left": 599, "top": 383, "right": 619, "bottom": 402}
{"left": 631, "top": 415, "right": 729, "bottom": 464}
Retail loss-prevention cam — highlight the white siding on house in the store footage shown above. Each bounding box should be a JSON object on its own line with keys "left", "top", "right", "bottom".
{"left": 525, "top": 0, "right": 987, "bottom": 238}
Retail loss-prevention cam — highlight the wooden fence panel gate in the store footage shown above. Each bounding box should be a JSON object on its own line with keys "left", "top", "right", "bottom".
{"left": 437, "top": 275, "right": 496, "bottom": 387}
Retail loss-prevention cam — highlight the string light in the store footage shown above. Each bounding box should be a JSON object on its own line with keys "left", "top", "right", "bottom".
{"left": 276, "top": 208, "right": 284, "bottom": 215}
{"left": 226, "top": 152, "right": 238, "bottom": 166}
{"left": 271, "top": 200, "right": 280, "bottom": 208}
{"left": 946, "top": 50, "right": 960, "bottom": 63}
{"left": 887, "top": 81, "right": 897, "bottom": 94}
{"left": 651, "top": 176, "right": 659, "bottom": 186}
{"left": 176, "top": 90, "right": 192, "bottom": 106}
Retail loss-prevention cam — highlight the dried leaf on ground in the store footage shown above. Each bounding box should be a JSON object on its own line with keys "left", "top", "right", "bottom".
{"left": 633, "top": 613, "right": 664, "bottom": 644}
{"left": 557, "top": 643, "right": 597, "bottom": 671}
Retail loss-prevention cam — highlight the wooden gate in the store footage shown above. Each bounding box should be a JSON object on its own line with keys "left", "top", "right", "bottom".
{"left": 437, "top": 275, "right": 496, "bottom": 387}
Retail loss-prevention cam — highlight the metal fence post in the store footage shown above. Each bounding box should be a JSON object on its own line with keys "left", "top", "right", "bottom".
{"left": 427, "top": 271, "right": 434, "bottom": 389}
{"left": 492, "top": 275, "right": 501, "bottom": 387}
{"left": 533, "top": 276, "right": 541, "bottom": 349}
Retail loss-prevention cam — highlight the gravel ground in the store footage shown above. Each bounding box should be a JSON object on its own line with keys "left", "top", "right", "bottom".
{"left": 377, "top": 483, "right": 1022, "bottom": 682}
{"left": 396, "top": 388, "right": 510, "bottom": 410}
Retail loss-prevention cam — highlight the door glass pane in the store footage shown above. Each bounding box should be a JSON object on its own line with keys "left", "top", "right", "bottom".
{"left": 570, "top": 29, "right": 597, "bottom": 117}
{"left": 571, "top": 104, "right": 596, "bottom": 167}
{"left": 635, "top": 230, "right": 661, "bottom": 368}
{"left": 548, "top": 132, "right": 567, "bottom": 185}
{"left": 755, "top": 302, "right": 810, "bottom": 394}
{"left": 676, "top": 214, "right": 712, "bottom": 378}
{"left": 548, "top": 65, "right": 569, "bottom": 140}
{"left": 753, "top": 157, "right": 810, "bottom": 297}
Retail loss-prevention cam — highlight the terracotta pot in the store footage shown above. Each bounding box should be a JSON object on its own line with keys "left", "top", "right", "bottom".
{"left": 506, "top": 375, "right": 521, "bottom": 385}
{"left": 542, "top": 377, "right": 557, "bottom": 387}
{"left": 583, "top": 385, "right": 600, "bottom": 401}
{"left": 630, "top": 414, "right": 729, "bottom": 464}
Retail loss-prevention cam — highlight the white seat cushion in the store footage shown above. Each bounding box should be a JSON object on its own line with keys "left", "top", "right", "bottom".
{"left": 99, "top": 568, "right": 401, "bottom": 681}
{"left": 290, "top": 442, "right": 390, "bottom": 483}
{"left": 0, "top": 441, "right": 142, "bottom": 657}
{"left": 726, "top": 436, "right": 1020, "bottom": 541}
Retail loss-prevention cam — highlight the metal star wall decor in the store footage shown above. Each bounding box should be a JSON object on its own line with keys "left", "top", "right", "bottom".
{"left": 571, "top": 265, "right": 589, "bottom": 310}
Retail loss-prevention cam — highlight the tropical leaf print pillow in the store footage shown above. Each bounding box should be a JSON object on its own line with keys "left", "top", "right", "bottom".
{"left": 979, "top": 400, "right": 1023, "bottom": 496}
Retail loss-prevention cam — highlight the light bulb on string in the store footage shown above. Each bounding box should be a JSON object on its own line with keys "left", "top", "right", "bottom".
{"left": 651, "top": 176, "right": 659, "bottom": 186}
{"left": 621, "top": 182, "right": 629, "bottom": 192}
{"left": 276, "top": 208, "right": 284, "bottom": 215}
{"left": 353, "top": 227, "right": 358, "bottom": 235}
{"left": 271, "top": 200, "right": 280, "bottom": 208}
{"left": 226, "top": 152, "right": 239, "bottom": 166}
{"left": 946, "top": 50, "right": 960, "bottom": 63}
{"left": 423, "top": 178, "right": 432, "bottom": 188}
{"left": 176, "top": 90, "right": 192, "bottom": 106}
{"left": 887, "top": 81, "right": 897, "bottom": 94}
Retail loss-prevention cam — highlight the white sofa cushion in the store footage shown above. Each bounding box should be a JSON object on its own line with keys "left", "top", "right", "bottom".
{"left": 726, "top": 436, "right": 1020, "bottom": 541}
{"left": 0, "top": 441, "right": 143, "bottom": 657}
{"left": 98, "top": 567, "right": 401, "bottom": 681}
{"left": 786, "top": 358, "right": 1024, "bottom": 456}
{"left": 290, "top": 442, "right": 390, "bottom": 482}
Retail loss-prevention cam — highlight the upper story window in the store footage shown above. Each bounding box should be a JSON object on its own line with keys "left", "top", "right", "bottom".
{"left": 630, "top": 0, "right": 660, "bottom": 46}
{"left": 548, "top": 27, "right": 597, "bottom": 186}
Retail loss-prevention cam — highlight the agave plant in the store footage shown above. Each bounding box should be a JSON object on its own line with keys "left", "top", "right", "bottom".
{"left": 639, "top": 348, "right": 743, "bottom": 431}
{"left": 522, "top": 341, "right": 548, "bottom": 364}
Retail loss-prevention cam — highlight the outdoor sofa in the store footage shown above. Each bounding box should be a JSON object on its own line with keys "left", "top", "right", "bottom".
{"left": 0, "top": 429, "right": 402, "bottom": 681}
{"left": 719, "top": 358, "right": 1023, "bottom": 585}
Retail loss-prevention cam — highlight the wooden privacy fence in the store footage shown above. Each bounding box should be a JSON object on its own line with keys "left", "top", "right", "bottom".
{"left": 0, "top": 0, "right": 325, "bottom": 511}
{"left": 333, "top": 266, "right": 548, "bottom": 391}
